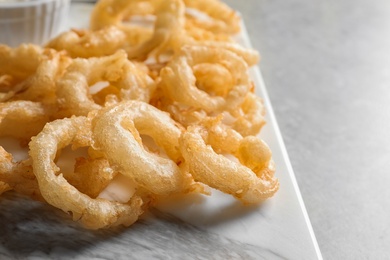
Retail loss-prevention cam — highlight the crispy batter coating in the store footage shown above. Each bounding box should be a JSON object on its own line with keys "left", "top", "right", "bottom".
{"left": 160, "top": 45, "right": 251, "bottom": 113}
{"left": 180, "top": 119, "right": 279, "bottom": 204}
{"left": 0, "top": 0, "right": 278, "bottom": 230}
{"left": 55, "top": 50, "right": 155, "bottom": 117}
{"left": 92, "top": 100, "right": 193, "bottom": 195}
{"left": 46, "top": 26, "right": 128, "bottom": 58}
{"left": 183, "top": 0, "right": 241, "bottom": 34}
{"left": 29, "top": 116, "right": 143, "bottom": 229}
{"left": 0, "top": 101, "right": 51, "bottom": 139}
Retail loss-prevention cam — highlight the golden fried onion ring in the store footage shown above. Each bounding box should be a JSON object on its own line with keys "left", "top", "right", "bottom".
{"left": 6, "top": 51, "right": 71, "bottom": 104}
{"left": 0, "top": 49, "right": 70, "bottom": 139}
{"left": 160, "top": 45, "right": 251, "bottom": 113}
{"left": 92, "top": 100, "right": 192, "bottom": 195}
{"left": 202, "top": 41, "right": 260, "bottom": 67}
{"left": 184, "top": 0, "right": 241, "bottom": 34}
{"left": 88, "top": 0, "right": 249, "bottom": 63}
{"left": 90, "top": 0, "right": 154, "bottom": 45}
{"left": 0, "top": 44, "right": 61, "bottom": 103}
{"left": 46, "top": 26, "right": 127, "bottom": 58}
{"left": 0, "top": 44, "right": 44, "bottom": 88}
{"left": 56, "top": 50, "right": 155, "bottom": 117}
{"left": 126, "top": 0, "right": 186, "bottom": 60}
{"left": 90, "top": 0, "right": 152, "bottom": 30}
{"left": 229, "top": 92, "right": 266, "bottom": 136}
{"left": 29, "top": 116, "right": 143, "bottom": 229}
{"left": 180, "top": 120, "right": 279, "bottom": 204}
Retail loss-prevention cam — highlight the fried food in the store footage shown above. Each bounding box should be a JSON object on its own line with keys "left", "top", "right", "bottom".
{"left": 88, "top": 0, "right": 253, "bottom": 62}
{"left": 90, "top": 0, "right": 153, "bottom": 31}
{"left": 55, "top": 50, "right": 155, "bottom": 117}
{"left": 126, "top": 0, "right": 186, "bottom": 60}
{"left": 0, "top": 44, "right": 44, "bottom": 88}
{"left": 29, "top": 116, "right": 143, "bottom": 229}
{"left": 156, "top": 44, "right": 263, "bottom": 134}
{"left": 180, "top": 119, "right": 279, "bottom": 204}
{"left": 0, "top": 46, "right": 71, "bottom": 139}
{"left": 183, "top": 0, "right": 241, "bottom": 34}
{"left": 0, "top": 0, "right": 279, "bottom": 230}
{"left": 160, "top": 45, "right": 251, "bottom": 113}
{"left": 0, "top": 101, "right": 51, "bottom": 139}
{"left": 5, "top": 51, "right": 71, "bottom": 104}
{"left": 90, "top": 0, "right": 154, "bottom": 47}
{"left": 201, "top": 41, "right": 260, "bottom": 66}
{"left": 91, "top": 100, "right": 193, "bottom": 195}
{"left": 46, "top": 26, "right": 128, "bottom": 58}
{"left": 229, "top": 92, "right": 266, "bottom": 136}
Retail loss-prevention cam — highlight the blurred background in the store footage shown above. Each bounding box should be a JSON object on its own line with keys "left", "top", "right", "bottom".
{"left": 224, "top": 0, "right": 390, "bottom": 259}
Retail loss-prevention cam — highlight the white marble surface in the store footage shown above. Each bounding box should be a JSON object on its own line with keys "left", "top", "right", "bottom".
{"left": 0, "top": 2, "right": 322, "bottom": 260}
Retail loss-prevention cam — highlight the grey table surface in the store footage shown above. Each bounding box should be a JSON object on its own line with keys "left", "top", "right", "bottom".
{"left": 224, "top": 0, "right": 390, "bottom": 259}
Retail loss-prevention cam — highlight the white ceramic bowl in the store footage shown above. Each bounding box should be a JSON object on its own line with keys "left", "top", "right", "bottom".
{"left": 0, "top": 0, "right": 70, "bottom": 47}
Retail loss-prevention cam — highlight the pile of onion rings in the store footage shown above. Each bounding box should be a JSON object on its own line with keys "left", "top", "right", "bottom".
{"left": 0, "top": 0, "right": 279, "bottom": 229}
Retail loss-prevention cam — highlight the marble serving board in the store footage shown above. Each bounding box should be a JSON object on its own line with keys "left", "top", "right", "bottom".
{"left": 0, "top": 3, "right": 322, "bottom": 260}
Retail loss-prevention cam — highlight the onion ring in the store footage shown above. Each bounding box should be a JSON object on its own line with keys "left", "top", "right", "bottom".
{"left": 6, "top": 51, "right": 71, "bottom": 104}
{"left": 46, "top": 26, "right": 127, "bottom": 58}
{"left": 0, "top": 44, "right": 57, "bottom": 102}
{"left": 90, "top": 0, "right": 151, "bottom": 30}
{"left": 90, "top": 0, "right": 154, "bottom": 45}
{"left": 180, "top": 120, "right": 279, "bottom": 204}
{"left": 0, "top": 44, "right": 44, "bottom": 88}
{"left": 91, "top": 100, "right": 192, "bottom": 195}
{"left": 126, "top": 0, "right": 186, "bottom": 60}
{"left": 229, "top": 92, "right": 266, "bottom": 136}
{"left": 201, "top": 41, "right": 260, "bottom": 67}
{"left": 29, "top": 116, "right": 143, "bottom": 229}
{"left": 55, "top": 50, "right": 155, "bottom": 117}
{"left": 160, "top": 45, "right": 251, "bottom": 113}
{"left": 183, "top": 0, "right": 241, "bottom": 34}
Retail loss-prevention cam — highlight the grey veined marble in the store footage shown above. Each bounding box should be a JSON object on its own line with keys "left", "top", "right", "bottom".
{"left": 1, "top": 192, "right": 287, "bottom": 260}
